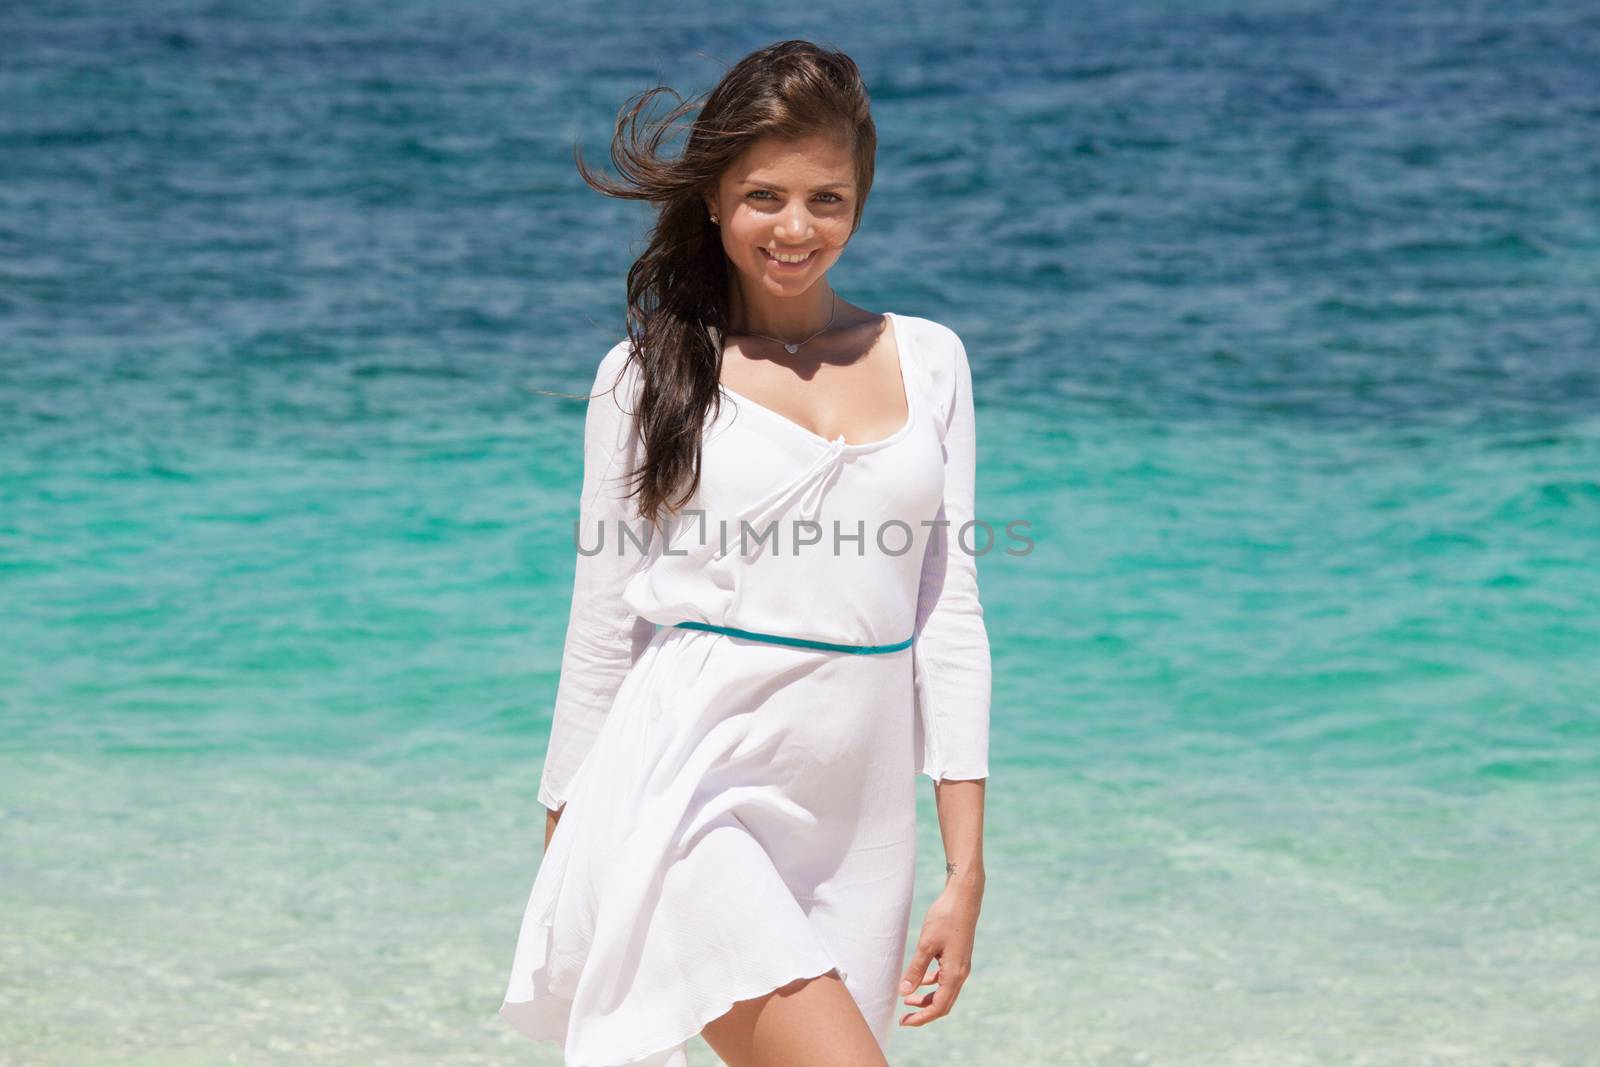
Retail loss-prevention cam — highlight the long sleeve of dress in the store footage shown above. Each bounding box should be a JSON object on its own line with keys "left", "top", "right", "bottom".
{"left": 911, "top": 327, "right": 992, "bottom": 782}
{"left": 536, "top": 342, "right": 658, "bottom": 813}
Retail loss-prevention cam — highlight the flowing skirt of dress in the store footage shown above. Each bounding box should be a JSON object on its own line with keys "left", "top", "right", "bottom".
{"left": 499, "top": 622, "right": 919, "bottom": 1067}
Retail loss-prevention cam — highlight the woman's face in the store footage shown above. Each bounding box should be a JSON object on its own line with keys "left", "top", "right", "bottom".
{"left": 704, "top": 132, "right": 859, "bottom": 296}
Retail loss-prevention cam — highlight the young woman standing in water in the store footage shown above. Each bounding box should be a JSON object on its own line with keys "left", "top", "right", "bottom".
{"left": 501, "top": 39, "right": 990, "bottom": 1067}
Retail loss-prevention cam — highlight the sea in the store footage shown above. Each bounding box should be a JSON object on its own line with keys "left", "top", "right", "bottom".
{"left": 2, "top": 1, "right": 1597, "bottom": 1064}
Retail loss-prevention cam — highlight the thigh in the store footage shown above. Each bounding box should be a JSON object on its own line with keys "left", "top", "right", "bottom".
{"left": 699, "top": 969, "right": 890, "bottom": 1067}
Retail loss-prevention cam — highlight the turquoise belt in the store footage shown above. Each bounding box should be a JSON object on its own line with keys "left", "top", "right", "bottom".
{"left": 671, "top": 620, "right": 914, "bottom": 655}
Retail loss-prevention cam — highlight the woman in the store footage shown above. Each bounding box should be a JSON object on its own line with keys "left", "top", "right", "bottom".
{"left": 500, "top": 40, "right": 990, "bottom": 1067}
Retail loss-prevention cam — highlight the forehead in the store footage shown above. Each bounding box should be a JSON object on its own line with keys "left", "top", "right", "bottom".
{"left": 725, "top": 133, "right": 857, "bottom": 184}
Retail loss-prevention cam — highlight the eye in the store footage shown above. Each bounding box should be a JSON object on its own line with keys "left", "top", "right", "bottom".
{"left": 745, "top": 191, "right": 846, "bottom": 202}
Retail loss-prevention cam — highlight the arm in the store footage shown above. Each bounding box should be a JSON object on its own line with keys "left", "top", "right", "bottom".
{"left": 901, "top": 326, "right": 990, "bottom": 1027}
{"left": 538, "top": 342, "right": 655, "bottom": 840}
{"left": 911, "top": 326, "right": 991, "bottom": 794}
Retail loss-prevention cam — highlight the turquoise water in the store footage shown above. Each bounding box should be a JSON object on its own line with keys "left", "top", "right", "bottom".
{"left": 4, "top": 2, "right": 1599, "bottom": 1064}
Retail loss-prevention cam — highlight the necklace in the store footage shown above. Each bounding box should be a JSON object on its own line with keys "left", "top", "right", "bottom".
{"left": 742, "top": 292, "right": 839, "bottom": 354}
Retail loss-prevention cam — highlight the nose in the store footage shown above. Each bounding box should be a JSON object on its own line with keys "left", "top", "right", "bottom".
{"left": 778, "top": 202, "right": 815, "bottom": 240}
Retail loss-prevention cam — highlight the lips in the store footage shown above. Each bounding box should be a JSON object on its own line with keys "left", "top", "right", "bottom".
{"left": 760, "top": 247, "right": 817, "bottom": 266}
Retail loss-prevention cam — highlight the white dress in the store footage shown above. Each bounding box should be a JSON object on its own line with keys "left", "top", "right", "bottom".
{"left": 499, "top": 312, "right": 991, "bottom": 1067}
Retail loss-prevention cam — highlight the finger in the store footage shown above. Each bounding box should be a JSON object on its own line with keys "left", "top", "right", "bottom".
{"left": 899, "top": 967, "right": 964, "bottom": 1027}
{"left": 898, "top": 945, "right": 935, "bottom": 996}
{"left": 900, "top": 984, "right": 954, "bottom": 1025}
{"left": 898, "top": 950, "right": 933, "bottom": 993}
{"left": 900, "top": 967, "right": 946, "bottom": 1026}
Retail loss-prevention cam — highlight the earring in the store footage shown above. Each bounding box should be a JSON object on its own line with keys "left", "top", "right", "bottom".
{"left": 709, "top": 214, "right": 718, "bottom": 224}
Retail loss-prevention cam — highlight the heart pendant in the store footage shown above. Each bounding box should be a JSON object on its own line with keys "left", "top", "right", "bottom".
{"left": 784, "top": 343, "right": 798, "bottom": 354}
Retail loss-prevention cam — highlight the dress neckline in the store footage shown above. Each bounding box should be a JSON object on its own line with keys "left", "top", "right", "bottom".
{"left": 717, "top": 311, "right": 915, "bottom": 454}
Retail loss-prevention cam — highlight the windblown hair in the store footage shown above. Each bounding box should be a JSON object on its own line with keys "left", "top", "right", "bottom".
{"left": 573, "top": 39, "right": 877, "bottom": 528}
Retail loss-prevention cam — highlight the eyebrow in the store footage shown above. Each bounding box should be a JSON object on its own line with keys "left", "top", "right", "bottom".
{"left": 740, "top": 180, "right": 853, "bottom": 192}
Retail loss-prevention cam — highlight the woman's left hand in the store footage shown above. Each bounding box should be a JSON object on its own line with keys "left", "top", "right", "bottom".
{"left": 897, "top": 869, "right": 984, "bottom": 1026}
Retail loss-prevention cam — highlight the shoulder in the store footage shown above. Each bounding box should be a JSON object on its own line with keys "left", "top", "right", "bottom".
{"left": 589, "top": 337, "right": 643, "bottom": 412}
{"left": 577, "top": 338, "right": 646, "bottom": 461}
{"left": 895, "top": 312, "right": 970, "bottom": 374}
{"left": 893, "top": 314, "right": 972, "bottom": 423}
{"left": 595, "top": 337, "right": 636, "bottom": 385}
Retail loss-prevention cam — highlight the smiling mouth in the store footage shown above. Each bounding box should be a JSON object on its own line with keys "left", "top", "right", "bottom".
{"left": 760, "top": 248, "right": 817, "bottom": 266}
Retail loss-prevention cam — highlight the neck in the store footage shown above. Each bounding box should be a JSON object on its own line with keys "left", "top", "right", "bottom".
{"left": 728, "top": 285, "right": 837, "bottom": 341}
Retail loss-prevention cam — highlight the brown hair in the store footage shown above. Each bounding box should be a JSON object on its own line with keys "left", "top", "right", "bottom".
{"left": 574, "top": 39, "right": 877, "bottom": 528}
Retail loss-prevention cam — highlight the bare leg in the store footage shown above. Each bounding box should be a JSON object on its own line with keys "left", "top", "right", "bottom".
{"left": 699, "top": 968, "right": 890, "bottom": 1067}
